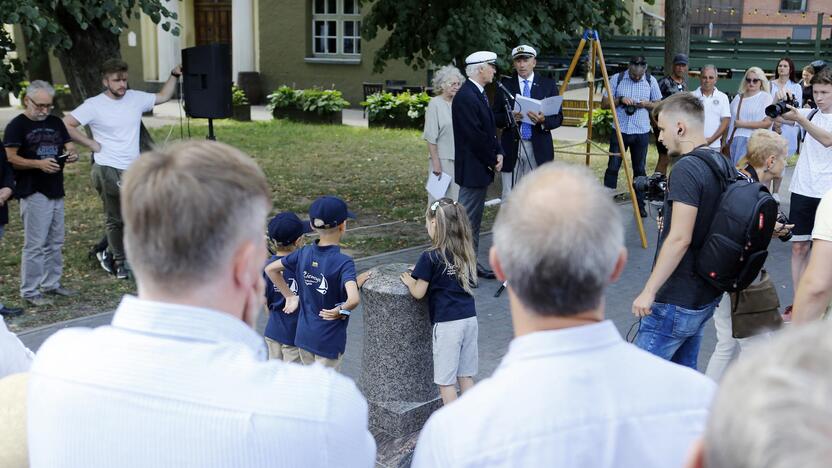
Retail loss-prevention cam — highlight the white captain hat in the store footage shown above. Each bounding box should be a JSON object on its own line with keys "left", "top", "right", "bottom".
{"left": 465, "top": 51, "right": 498, "bottom": 65}
{"left": 511, "top": 45, "right": 537, "bottom": 59}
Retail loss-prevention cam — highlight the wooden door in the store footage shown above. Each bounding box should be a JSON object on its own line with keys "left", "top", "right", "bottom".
{"left": 194, "top": 0, "right": 232, "bottom": 46}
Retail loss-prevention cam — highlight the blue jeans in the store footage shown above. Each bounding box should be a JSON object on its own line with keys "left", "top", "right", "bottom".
{"left": 604, "top": 132, "right": 649, "bottom": 207}
{"left": 634, "top": 299, "right": 719, "bottom": 370}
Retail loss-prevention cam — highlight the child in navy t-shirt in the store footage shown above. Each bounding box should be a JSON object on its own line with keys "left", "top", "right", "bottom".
{"left": 401, "top": 198, "right": 478, "bottom": 405}
{"left": 265, "top": 196, "right": 370, "bottom": 370}
{"left": 263, "top": 212, "right": 312, "bottom": 363}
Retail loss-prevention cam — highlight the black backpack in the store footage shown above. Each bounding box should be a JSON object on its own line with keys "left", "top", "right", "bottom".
{"left": 691, "top": 148, "right": 779, "bottom": 292}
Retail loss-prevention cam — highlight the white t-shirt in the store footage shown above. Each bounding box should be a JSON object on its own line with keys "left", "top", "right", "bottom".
{"left": 729, "top": 91, "right": 772, "bottom": 139}
{"left": 812, "top": 189, "right": 832, "bottom": 241}
{"left": 693, "top": 87, "right": 731, "bottom": 149}
{"left": 790, "top": 108, "right": 832, "bottom": 199}
{"left": 71, "top": 90, "right": 156, "bottom": 170}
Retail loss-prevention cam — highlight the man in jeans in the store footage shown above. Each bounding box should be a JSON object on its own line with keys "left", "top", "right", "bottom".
{"left": 5, "top": 81, "right": 79, "bottom": 307}
{"left": 63, "top": 58, "right": 181, "bottom": 279}
{"left": 601, "top": 55, "right": 662, "bottom": 217}
{"left": 632, "top": 93, "right": 723, "bottom": 370}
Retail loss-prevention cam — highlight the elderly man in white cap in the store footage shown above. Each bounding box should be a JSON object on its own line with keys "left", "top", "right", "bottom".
{"left": 452, "top": 50, "right": 504, "bottom": 281}
{"left": 493, "top": 45, "right": 563, "bottom": 201}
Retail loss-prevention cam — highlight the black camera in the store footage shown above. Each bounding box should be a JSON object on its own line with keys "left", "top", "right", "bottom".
{"left": 765, "top": 96, "right": 798, "bottom": 118}
{"left": 624, "top": 104, "right": 637, "bottom": 116}
{"left": 633, "top": 172, "right": 667, "bottom": 202}
{"left": 776, "top": 212, "right": 793, "bottom": 242}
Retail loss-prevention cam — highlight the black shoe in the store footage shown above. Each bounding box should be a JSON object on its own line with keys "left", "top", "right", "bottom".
{"left": 116, "top": 264, "right": 130, "bottom": 280}
{"left": 97, "top": 250, "right": 115, "bottom": 275}
{"left": 639, "top": 204, "right": 648, "bottom": 218}
{"left": 0, "top": 305, "right": 24, "bottom": 317}
{"left": 477, "top": 266, "right": 496, "bottom": 280}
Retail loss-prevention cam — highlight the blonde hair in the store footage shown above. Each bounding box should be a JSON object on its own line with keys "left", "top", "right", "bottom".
{"left": 122, "top": 141, "right": 271, "bottom": 292}
{"left": 426, "top": 198, "right": 477, "bottom": 295}
{"left": 738, "top": 67, "right": 771, "bottom": 94}
{"left": 738, "top": 129, "right": 787, "bottom": 169}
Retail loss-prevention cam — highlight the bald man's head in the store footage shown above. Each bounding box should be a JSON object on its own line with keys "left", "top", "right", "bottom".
{"left": 493, "top": 163, "right": 624, "bottom": 316}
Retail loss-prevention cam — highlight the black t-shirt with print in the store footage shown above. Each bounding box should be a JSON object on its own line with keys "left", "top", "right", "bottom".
{"left": 3, "top": 114, "right": 71, "bottom": 199}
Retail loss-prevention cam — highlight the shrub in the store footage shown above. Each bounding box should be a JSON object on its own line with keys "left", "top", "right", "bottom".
{"left": 17, "top": 81, "right": 71, "bottom": 105}
{"left": 266, "top": 85, "right": 349, "bottom": 115}
{"left": 579, "top": 108, "right": 614, "bottom": 140}
{"left": 232, "top": 84, "right": 249, "bottom": 106}
{"left": 361, "top": 91, "right": 430, "bottom": 123}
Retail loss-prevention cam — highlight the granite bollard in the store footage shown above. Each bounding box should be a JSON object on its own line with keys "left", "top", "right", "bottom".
{"left": 359, "top": 263, "right": 442, "bottom": 438}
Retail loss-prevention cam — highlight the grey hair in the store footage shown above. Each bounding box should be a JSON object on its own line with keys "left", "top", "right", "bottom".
{"left": 432, "top": 65, "right": 465, "bottom": 96}
{"left": 701, "top": 64, "right": 718, "bottom": 75}
{"left": 26, "top": 80, "right": 55, "bottom": 98}
{"left": 493, "top": 163, "right": 624, "bottom": 316}
{"left": 465, "top": 62, "right": 488, "bottom": 79}
{"left": 704, "top": 323, "right": 832, "bottom": 468}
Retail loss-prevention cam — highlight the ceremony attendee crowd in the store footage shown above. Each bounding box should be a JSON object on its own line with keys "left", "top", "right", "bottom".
{"left": 1, "top": 45, "right": 832, "bottom": 468}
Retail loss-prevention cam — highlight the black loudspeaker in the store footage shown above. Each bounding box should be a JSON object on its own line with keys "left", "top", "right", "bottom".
{"left": 181, "top": 44, "right": 232, "bottom": 119}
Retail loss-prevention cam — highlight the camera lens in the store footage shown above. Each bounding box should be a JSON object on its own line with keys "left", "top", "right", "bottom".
{"left": 625, "top": 105, "right": 637, "bottom": 116}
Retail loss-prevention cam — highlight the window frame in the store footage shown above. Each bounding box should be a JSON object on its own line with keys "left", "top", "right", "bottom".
{"left": 310, "top": 0, "right": 361, "bottom": 59}
{"left": 779, "top": 0, "right": 808, "bottom": 12}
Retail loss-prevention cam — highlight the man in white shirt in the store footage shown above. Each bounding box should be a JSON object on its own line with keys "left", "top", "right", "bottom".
{"left": 27, "top": 141, "right": 376, "bottom": 468}
{"left": 0, "top": 317, "right": 33, "bottom": 379}
{"left": 63, "top": 58, "right": 181, "bottom": 280}
{"left": 412, "top": 163, "right": 716, "bottom": 468}
{"left": 692, "top": 64, "right": 731, "bottom": 152}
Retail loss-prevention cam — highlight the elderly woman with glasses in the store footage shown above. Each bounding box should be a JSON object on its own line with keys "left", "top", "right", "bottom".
{"left": 728, "top": 67, "right": 774, "bottom": 165}
{"left": 423, "top": 65, "right": 465, "bottom": 202}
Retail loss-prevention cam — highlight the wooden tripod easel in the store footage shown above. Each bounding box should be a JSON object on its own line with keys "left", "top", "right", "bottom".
{"left": 557, "top": 29, "right": 648, "bottom": 248}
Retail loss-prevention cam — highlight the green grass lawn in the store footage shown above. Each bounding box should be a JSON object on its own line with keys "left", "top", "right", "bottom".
{"left": 0, "top": 118, "right": 657, "bottom": 332}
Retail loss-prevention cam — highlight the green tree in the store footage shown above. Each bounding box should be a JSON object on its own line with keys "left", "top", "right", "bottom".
{"left": 360, "top": 0, "right": 634, "bottom": 72}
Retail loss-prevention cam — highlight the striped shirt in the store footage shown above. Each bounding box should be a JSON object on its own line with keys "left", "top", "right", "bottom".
{"left": 603, "top": 72, "right": 662, "bottom": 134}
{"left": 28, "top": 295, "right": 376, "bottom": 468}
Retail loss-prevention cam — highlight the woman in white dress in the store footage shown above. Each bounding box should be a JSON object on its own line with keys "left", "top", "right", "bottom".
{"left": 769, "top": 57, "right": 803, "bottom": 198}
{"left": 423, "top": 65, "right": 464, "bottom": 203}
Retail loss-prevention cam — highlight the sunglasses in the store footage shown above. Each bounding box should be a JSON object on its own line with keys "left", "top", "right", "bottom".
{"left": 745, "top": 78, "right": 761, "bottom": 84}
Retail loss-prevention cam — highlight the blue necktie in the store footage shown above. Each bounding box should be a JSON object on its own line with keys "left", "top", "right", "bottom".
{"left": 481, "top": 90, "right": 489, "bottom": 106}
{"left": 521, "top": 79, "right": 532, "bottom": 140}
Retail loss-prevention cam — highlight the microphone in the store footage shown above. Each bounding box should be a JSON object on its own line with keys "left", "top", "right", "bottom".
{"left": 495, "top": 80, "right": 515, "bottom": 101}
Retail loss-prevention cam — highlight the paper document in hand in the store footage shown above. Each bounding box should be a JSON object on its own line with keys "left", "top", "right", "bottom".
{"left": 426, "top": 172, "right": 453, "bottom": 200}
{"left": 513, "top": 95, "right": 564, "bottom": 124}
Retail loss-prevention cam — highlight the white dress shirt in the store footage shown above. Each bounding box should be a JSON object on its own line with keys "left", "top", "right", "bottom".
{"left": 28, "top": 295, "right": 376, "bottom": 468}
{"left": 517, "top": 72, "right": 535, "bottom": 95}
{"left": 412, "top": 320, "right": 716, "bottom": 468}
{"left": 0, "top": 317, "right": 33, "bottom": 379}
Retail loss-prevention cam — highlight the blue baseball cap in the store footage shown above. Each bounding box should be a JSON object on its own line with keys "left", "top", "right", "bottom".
{"left": 309, "top": 196, "right": 356, "bottom": 229}
{"left": 268, "top": 212, "right": 313, "bottom": 245}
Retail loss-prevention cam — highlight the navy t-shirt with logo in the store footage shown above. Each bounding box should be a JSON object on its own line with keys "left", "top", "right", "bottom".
{"left": 263, "top": 254, "right": 300, "bottom": 346}
{"left": 410, "top": 249, "right": 477, "bottom": 324}
{"left": 3, "top": 114, "right": 71, "bottom": 199}
{"left": 283, "top": 241, "right": 357, "bottom": 359}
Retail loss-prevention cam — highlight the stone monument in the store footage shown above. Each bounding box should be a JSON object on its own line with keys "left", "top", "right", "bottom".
{"left": 360, "top": 263, "right": 442, "bottom": 439}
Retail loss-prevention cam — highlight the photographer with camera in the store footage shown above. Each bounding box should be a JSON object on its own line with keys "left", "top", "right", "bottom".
{"left": 601, "top": 56, "right": 662, "bottom": 218}
{"left": 631, "top": 93, "right": 724, "bottom": 370}
{"left": 704, "top": 129, "right": 792, "bottom": 381}
{"left": 774, "top": 65, "right": 832, "bottom": 299}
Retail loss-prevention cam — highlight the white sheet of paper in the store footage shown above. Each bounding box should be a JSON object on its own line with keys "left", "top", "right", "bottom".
{"left": 513, "top": 95, "right": 564, "bottom": 124}
{"left": 426, "top": 172, "right": 452, "bottom": 200}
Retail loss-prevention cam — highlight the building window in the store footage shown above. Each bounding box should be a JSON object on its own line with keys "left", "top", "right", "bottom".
{"left": 793, "top": 26, "right": 812, "bottom": 40}
{"left": 312, "top": 0, "right": 361, "bottom": 57}
{"left": 780, "top": 0, "right": 807, "bottom": 12}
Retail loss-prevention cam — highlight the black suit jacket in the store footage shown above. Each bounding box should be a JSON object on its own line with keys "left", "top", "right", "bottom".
{"left": 452, "top": 79, "right": 503, "bottom": 188}
{"left": 492, "top": 74, "right": 563, "bottom": 172}
{"left": 0, "top": 143, "right": 13, "bottom": 226}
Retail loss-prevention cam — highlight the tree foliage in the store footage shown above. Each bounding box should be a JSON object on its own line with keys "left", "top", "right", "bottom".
{"left": 0, "top": 0, "right": 178, "bottom": 95}
{"left": 360, "top": 0, "right": 636, "bottom": 72}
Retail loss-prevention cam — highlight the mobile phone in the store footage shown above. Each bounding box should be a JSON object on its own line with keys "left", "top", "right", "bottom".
{"left": 55, "top": 153, "right": 69, "bottom": 165}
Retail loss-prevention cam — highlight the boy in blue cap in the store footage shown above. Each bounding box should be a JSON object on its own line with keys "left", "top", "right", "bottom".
{"left": 263, "top": 212, "right": 312, "bottom": 363}
{"left": 266, "top": 196, "right": 369, "bottom": 370}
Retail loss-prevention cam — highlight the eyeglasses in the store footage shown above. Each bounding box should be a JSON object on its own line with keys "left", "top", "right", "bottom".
{"left": 28, "top": 99, "right": 54, "bottom": 111}
{"left": 630, "top": 62, "right": 647, "bottom": 66}
{"left": 745, "top": 78, "right": 761, "bottom": 84}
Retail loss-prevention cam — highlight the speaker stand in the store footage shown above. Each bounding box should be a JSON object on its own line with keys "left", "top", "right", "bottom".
{"left": 207, "top": 118, "right": 216, "bottom": 141}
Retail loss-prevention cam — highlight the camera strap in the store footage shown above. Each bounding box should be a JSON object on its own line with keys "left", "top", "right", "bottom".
{"left": 800, "top": 109, "right": 820, "bottom": 143}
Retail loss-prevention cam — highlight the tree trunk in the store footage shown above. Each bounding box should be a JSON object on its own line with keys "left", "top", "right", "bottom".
{"left": 664, "top": 0, "right": 690, "bottom": 75}
{"left": 52, "top": 6, "right": 155, "bottom": 150}
{"left": 22, "top": 28, "right": 53, "bottom": 83}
